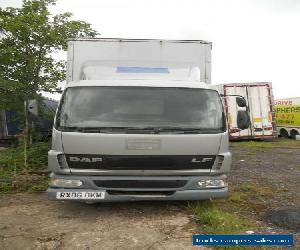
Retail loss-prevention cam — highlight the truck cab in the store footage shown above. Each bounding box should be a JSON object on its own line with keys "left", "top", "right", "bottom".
{"left": 47, "top": 38, "right": 233, "bottom": 202}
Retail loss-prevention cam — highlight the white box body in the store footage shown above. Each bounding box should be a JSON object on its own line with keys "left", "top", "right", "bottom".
{"left": 66, "top": 38, "right": 212, "bottom": 84}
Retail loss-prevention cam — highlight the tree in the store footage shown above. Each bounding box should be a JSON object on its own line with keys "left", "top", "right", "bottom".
{"left": 0, "top": 0, "right": 98, "bottom": 146}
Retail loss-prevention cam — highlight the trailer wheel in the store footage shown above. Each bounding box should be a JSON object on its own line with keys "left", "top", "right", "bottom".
{"left": 290, "top": 130, "right": 299, "bottom": 140}
{"left": 279, "top": 129, "right": 289, "bottom": 138}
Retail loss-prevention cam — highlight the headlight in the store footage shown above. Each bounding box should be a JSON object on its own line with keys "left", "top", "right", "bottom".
{"left": 197, "top": 179, "right": 227, "bottom": 189}
{"left": 49, "top": 178, "right": 83, "bottom": 188}
{"left": 57, "top": 154, "right": 69, "bottom": 169}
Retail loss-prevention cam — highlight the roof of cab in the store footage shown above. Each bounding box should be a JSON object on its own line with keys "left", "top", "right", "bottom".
{"left": 67, "top": 79, "right": 218, "bottom": 91}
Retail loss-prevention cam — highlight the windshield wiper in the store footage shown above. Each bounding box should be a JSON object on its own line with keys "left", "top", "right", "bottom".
{"left": 58, "top": 126, "right": 223, "bottom": 134}
{"left": 149, "top": 127, "right": 218, "bottom": 134}
{"left": 57, "top": 126, "right": 156, "bottom": 133}
{"left": 57, "top": 126, "right": 112, "bottom": 133}
{"left": 57, "top": 126, "right": 80, "bottom": 132}
{"left": 123, "top": 127, "right": 222, "bottom": 134}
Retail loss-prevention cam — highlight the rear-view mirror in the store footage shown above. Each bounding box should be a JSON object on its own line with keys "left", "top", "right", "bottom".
{"left": 236, "top": 97, "right": 247, "bottom": 107}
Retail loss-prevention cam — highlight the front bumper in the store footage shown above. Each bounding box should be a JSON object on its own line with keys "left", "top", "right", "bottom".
{"left": 48, "top": 188, "right": 228, "bottom": 202}
{"left": 47, "top": 174, "right": 228, "bottom": 202}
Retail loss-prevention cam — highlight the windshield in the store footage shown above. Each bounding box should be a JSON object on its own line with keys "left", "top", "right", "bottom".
{"left": 56, "top": 86, "right": 225, "bottom": 132}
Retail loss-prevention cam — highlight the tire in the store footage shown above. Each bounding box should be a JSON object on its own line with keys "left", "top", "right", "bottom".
{"left": 290, "top": 130, "right": 299, "bottom": 140}
{"left": 279, "top": 129, "right": 289, "bottom": 138}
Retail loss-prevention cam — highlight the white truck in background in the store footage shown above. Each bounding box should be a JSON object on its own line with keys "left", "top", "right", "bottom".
{"left": 275, "top": 97, "right": 300, "bottom": 139}
{"left": 217, "top": 83, "right": 276, "bottom": 140}
{"left": 47, "top": 38, "right": 249, "bottom": 202}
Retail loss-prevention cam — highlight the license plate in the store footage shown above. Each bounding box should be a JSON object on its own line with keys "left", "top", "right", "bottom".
{"left": 56, "top": 191, "right": 105, "bottom": 200}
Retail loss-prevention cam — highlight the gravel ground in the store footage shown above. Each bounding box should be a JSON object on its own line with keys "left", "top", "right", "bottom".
{"left": 0, "top": 194, "right": 204, "bottom": 250}
{"left": 0, "top": 139, "right": 299, "bottom": 249}
{"left": 229, "top": 140, "right": 300, "bottom": 247}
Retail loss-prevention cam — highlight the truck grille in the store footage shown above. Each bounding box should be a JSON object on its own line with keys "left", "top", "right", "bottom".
{"left": 93, "top": 180, "right": 187, "bottom": 189}
{"left": 66, "top": 154, "right": 216, "bottom": 170}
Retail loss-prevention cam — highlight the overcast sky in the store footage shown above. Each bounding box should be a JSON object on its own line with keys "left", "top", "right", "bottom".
{"left": 2, "top": 0, "right": 300, "bottom": 100}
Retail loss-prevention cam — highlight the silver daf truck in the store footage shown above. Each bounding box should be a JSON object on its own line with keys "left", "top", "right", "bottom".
{"left": 47, "top": 38, "right": 248, "bottom": 202}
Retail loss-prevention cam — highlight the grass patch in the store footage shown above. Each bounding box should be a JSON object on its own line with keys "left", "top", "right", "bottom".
{"left": 0, "top": 141, "right": 50, "bottom": 193}
{"left": 188, "top": 183, "right": 277, "bottom": 249}
{"left": 188, "top": 199, "right": 274, "bottom": 250}
{"left": 237, "top": 183, "right": 273, "bottom": 197}
{"left": 230, "top": 138, "right": 300, "bottom": 149}
{"left": 227, "top": 183, "right": 274, "bottom": 213}
{"left": 188, "top": 200, "right": 254, "bottom": 235}
{"left": 228, "top": 192, "right": 246, "bottom": 203}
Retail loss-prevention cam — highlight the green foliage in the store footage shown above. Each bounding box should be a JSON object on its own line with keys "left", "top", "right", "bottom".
{"left": 0, "top": 0, "right": 98, "bottom": 108}
{"left": 0, "top": 78, "right": 24, "bottom": 109}
{"left": 0, "top": 168, "right": 15, "bottom": 192}
{"left": 27, "top": 175, "right": 49, "bottom": 192}
{"left": 0, "top": 141, "right": 50, "bottom": 192}
{"left": 0, "top": 141, "right": 49, "bottom": 170}
{"left": 27, "top": 142, "right": 49, "bottom": 169}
